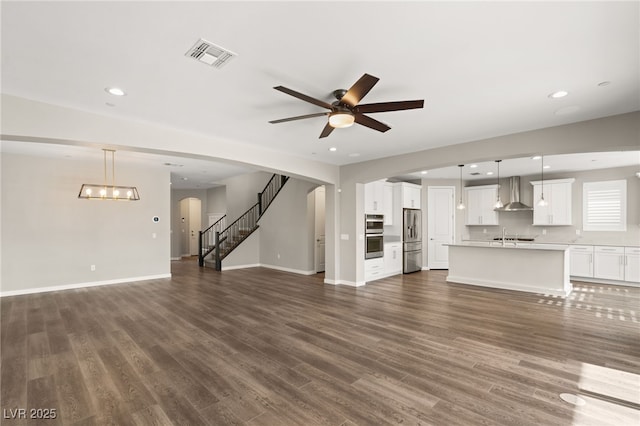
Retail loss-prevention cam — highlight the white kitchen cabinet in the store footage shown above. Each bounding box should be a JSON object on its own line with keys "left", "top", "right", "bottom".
{"left": 365, "top": 257, "right": 384, "bottom": 282}
{"left": 365, "top": 180, "right": 385, "bottom": 214}
{"left": 530, "top": 178, "right": 574, "bottom": 226}
{"left": 384, "top": 242, "right": 402, "bottom": 276}
{"left": 570, "top": 245, "right": 594, "bottom": 277}
{"left": 624, "top": 247, "right": 640, "bottom": 283}
{"left": 383, "top": 182, "right": 394, "bottom": 225}
{"left": 400, "top": 182, "right": 421, "bottom": 209}
{"left": 594, "top": 246, "right": 625, "bottom": 281}
{"left": 464, "top": 185, "right": 499, "bottom": 226}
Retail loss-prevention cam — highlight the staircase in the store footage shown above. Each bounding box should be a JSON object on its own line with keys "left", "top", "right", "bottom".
{"left": 199, "top": 174, "right": 289, "bottom": 270}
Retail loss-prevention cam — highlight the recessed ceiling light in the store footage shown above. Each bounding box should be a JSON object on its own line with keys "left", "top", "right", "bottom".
{"left": 329, "top": 147, "right": 337, "bottom": 152}
{"left": 470, "top": 164, "right": 478, "bottom": 168}
{"left": 597, "top": 81, "right": 611, "bottom": 87}
{"left": 421, "top": 171, "right": 428, "bottom": 175}
{"left": 105, "top": 87, "right": 126, "bottom": 96}
{"left": 486, "top": 171, "right": 494, "bottom": 175}
{"left": 182, "top": 177, "right": 188, "bottom": 180}
{"left": 543, "top": 165, "right": 551, "bottom": 169}
{"left": 531, "top": 156, "right": 542, "bottom": 160}
{"left": 548, "top": 90, "right": 568, "bottom": 99}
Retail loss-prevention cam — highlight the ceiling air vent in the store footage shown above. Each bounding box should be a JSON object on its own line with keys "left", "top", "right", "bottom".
{"left": 185, "top": 38, "right": 237, "bottom": 69}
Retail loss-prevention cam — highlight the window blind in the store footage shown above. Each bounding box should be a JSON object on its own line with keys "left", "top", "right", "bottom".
{"left": 583, "top": 180, "right": 626, "bottom": 231}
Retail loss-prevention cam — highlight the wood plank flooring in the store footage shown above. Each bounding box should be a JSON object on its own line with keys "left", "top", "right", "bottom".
{"left": 2, "top": 258, "right": 639, "bottom": 425}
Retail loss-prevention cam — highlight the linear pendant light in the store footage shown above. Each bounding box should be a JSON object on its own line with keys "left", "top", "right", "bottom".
{"left": 457, "top": 164, "right": 465, "bottom": 210}
{"left": 78, "top": 149, "right": 140, "bottom": 200}
{"left": 494, "top": 160, "right": 503, "bottom": 209}
{"left": 537, "top": 154, "right": 547, "bottom": 207}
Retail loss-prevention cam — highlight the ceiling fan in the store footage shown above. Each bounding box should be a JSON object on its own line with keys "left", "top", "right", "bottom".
{"left": 269, "top": 73, "right": 424, "bottom": 138}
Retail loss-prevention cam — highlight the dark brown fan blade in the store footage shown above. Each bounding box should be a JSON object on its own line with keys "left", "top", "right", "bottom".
{"left": 354, "top": 100, "right": 424, "bottom": 114}
{"left": 340, "top": 74, "right": 380, "bottom": 107}
{"left": 273, "top": 86, "right": 333, "bottom": 110}
{"left": 269, "top": 112, "right": 329, "bottom": 124}
{"left": 319, "top": 122, "right": 335, "bottom": 139}
{"left": 354, "top": 114, "right": 391, "bottom": 133}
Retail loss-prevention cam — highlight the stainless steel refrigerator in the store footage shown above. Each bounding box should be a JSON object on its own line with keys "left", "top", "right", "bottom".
{"left": 403, "top": 208, "right": 422, "bottom": 273}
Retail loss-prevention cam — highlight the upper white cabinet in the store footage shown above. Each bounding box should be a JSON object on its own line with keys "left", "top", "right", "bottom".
{"left": 364, "top": 180, "right": 385, "bottom": 214}
{"left": 593, "top": 246, "right": 625, "bottom": 281}
{"left": 400, "top": 182, "right": 421, "bottom": 209}
{"left": 383, "top": 182, "right": 394, "bottom": 225}
{"left": 530, "top": 178, "right": 574, "bottom": 226}
{"left": 624, "top": 247, "right": 640, "bottom": 283}
{"left": 570, "top": 245, "right": 594, "bottom": 277}
{"left": 464, "top": 185, "right": 499, "bottom": 226}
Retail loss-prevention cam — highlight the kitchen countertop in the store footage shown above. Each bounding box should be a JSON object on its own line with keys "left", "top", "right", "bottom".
{"left": 462, "top": 239, "right": 639, "bottom": 248}
{"left": 448, "top": 242, "right": 569, "bottom": 251}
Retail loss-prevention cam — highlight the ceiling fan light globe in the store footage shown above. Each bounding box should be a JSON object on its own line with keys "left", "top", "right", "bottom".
{"left": 329, "top": 112, "right": 355, "bottom": 128}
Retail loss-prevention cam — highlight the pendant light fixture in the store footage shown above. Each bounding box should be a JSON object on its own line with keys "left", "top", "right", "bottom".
{"left": 457, "top": 164, "right": 466, "bottom": 210}
{"left": 78, "top": 149, "right": 140, "bottom": 200}
{"left": 494, "top": 160, "right": 503, "bottom": 209}
{"left": 537, "top": 154, "right": 548, "bottom": 207}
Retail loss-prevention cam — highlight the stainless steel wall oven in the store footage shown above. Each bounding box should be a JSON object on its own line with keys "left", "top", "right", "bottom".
{"left": 365, "top": 214, "right": 384, "bottom": 259}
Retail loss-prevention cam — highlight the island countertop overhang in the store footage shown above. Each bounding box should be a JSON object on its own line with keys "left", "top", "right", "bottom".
{"left": 446, "top": 242, "right": 569, "bottom": 251}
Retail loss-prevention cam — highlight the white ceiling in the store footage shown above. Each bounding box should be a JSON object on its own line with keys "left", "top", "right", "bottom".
{"left": 1, "top": 1, "right": 638, "bottom": 184}
{"left": 0, "top": 140, "right": 254, "bottom": 190}
{"left": 393, "top": 151, "right": 640, "bottom": 182}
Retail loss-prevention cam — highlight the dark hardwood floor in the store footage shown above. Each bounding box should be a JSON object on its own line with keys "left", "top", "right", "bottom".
{"left": 1, "top": 258, "right": 639, "bottom": 425}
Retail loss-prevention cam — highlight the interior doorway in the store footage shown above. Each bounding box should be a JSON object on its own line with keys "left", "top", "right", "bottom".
{"left": 311, "top": 186, "right": 326, "bottom": 273}
{"left": 427, "top": 186, "right": 455, "bottom": 269}
{"left": 179, "top": 197, "right": 202, "bottom": 257}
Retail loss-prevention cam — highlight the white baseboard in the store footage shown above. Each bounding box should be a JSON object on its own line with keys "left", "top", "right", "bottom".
{"left": 0, "top": 273, "right": 172, "bottom": 297}
{"left": 323, "top": 279, "right": 365, "bottom": 287}
{"left": 221, "top": 263, "right": 261, "bottom": 271}
{"left": 260, "top": 264, "right": 316, "bottom": 275}
{"left": 170, "top": 257, "right": 182, "bottom": 261}
{"left": 446, "top": 275, "right": 572, "bottom": 297}
{"left": 570, "top": 276, "right": 640, "bottom": 288}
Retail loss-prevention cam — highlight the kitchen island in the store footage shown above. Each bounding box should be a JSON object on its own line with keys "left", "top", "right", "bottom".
{"left": 446, "top": 242, "right": 572, "bottom": 296}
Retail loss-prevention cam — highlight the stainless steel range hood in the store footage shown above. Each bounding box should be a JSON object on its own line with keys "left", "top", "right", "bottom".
{"left": 495, "top": 176, "right": 533, "bottom": 211}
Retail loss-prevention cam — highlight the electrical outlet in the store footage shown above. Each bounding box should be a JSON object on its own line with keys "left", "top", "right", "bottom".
{"left": 90, "top": 265, "right": 96, "bottom": 271}
{"left": 575, "top": 229, "right": 581, "bottom": 235}
{"left": 483, "top": 228, "right": 487, "bottom": 234}
{"left": 542, "top": 229, "right": 547, "bottom": 235}
{"left": 277, "top": 253, "right": 280, "bottom": 259}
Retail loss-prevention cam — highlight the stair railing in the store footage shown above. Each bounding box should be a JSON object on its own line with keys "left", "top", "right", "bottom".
{"left": 198, "top": 215, "right": 227, "bottom": 266}
{"left": 214, "top": 202, "right": 260, "bottom": 270}
{"left": 202, "top": 173, "right": 289, "bottom": 270}
{"left": 258, "top": 174, "right": 288, "bottom": 216}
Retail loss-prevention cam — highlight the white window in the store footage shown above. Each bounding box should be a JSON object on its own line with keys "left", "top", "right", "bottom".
{"left": 583, "top": 180, "right": 627, "bottom": 231}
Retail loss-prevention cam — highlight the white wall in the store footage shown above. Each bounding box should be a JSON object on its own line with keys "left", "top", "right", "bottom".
{"left": 258, "top": 178, "right": 319, "bottom": 274}
{"left": 1, "top": 153, "right": 171, "bottom": 295}
{"left": 206, "top": 186, "right": 226, "bottom": 216}
{"left": 221, "top": 171, "right": 272, "bottom": 220}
